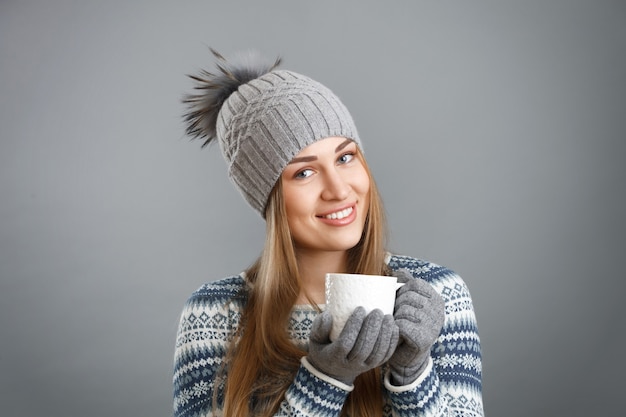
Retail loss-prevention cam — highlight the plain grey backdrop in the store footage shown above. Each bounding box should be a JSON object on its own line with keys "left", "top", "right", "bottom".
{"left": 1, "top": 1, "right": 625, "bottom": 416}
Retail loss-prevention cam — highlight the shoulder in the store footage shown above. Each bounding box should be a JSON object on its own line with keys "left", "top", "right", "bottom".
{"left": 387, "top": 253, "right": 457, "bottom": 283}
{"left": 184, "top": 274, "right": 249, "bottom": 309}
{"left": 175, "top": 275, "right": 248, "bottom": 347}
{"left": 386, "top": 253, "right": 474, "bottom": 303}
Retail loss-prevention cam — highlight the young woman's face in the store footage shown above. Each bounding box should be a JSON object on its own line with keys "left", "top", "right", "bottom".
{"left": 280, "top": 136, "right": 370, "bottom": 254}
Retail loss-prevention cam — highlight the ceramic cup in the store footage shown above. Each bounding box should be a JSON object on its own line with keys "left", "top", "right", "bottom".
{"left": 325, "top": 273, "right": 404, "bottom": 341}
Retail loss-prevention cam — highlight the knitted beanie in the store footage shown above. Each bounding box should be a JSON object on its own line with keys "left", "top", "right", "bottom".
{"left": 183, "top": 49, "right": 361, "bottom": 216}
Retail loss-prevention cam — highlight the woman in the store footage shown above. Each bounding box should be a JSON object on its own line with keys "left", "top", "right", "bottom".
{"left": 173, "top": 49, "right": 483, "bottom": 417}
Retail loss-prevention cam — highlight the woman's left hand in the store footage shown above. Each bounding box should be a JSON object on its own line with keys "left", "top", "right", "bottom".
{"left": 389, "top": 269, "right": 446, "bottom": 386}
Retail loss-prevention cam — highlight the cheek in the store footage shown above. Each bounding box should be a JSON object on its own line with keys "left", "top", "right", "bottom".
{"left": 354, "top": 169, "right": 371, "bottom": 219}
{"left": 355, "top": 168, "right": 371, "bottom": 197}
{"left": 283, "top": 187, "right": 311, "bottom": 224}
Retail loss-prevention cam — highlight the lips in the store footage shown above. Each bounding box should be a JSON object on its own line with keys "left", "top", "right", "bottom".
{"left": 322, "top": 206, "right": 353, "bottom": 220}
{"left": 316, "top": 204, "right": 357, "bottom": 225}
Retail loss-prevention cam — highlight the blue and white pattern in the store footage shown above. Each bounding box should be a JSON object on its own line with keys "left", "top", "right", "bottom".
{"left": 173, "top": 255, "right": 483, "bottom": 416}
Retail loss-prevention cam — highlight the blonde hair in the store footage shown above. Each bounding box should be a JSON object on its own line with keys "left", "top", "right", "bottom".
{"left": 221, "top": 149, "right": 389, "bottom": 416}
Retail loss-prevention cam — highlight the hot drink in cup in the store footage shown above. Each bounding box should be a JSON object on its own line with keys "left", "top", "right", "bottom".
{"left": 325, "top": 273, "right": 404, "bottom": 341}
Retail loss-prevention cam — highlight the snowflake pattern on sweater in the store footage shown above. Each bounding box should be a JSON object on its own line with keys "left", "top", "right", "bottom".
{"left": 173, "top": 254, "right": 484, "bottom": 416}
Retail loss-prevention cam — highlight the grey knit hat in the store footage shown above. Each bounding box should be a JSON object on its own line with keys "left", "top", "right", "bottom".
{"left": 183, "top": 49, "right": 361, "bottom": 216}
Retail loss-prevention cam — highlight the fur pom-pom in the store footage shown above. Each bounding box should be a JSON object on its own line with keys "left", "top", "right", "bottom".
{"left": 182, "top": 48, "right": 282, "bottom": 147}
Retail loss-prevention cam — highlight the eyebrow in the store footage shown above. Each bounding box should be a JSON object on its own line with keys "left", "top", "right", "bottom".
{"left": 335, "top": 139, "right": 353, "bottom": 152}
{"left": 288, "top": 139, "right": 354, "bottom": 165}
{"left": 289, "top": 155, "right": 317, "bottom": 164}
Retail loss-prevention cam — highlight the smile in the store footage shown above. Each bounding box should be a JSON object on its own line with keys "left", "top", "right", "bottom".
{"left": 316, "top": 205, "right": 358, "bottom": 226}
{"left": 323, "top": 206, "right": 353, "bottom": 220}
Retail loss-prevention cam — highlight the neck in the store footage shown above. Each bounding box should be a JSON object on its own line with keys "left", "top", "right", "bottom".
{"left": 295, "top": 249, "right": 348, "bottom": 305}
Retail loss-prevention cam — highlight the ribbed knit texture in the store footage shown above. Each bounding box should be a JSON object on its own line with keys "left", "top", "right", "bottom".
{"left": 173, "top": 254, "right": 484, "bottom": 416}
{"left": 216, "top": 70, "right": 361, "bottom": 215}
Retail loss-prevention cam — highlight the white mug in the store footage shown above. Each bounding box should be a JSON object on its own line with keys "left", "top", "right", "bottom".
{"left": 325, "top": 273, "right": 404, "bottom": 341}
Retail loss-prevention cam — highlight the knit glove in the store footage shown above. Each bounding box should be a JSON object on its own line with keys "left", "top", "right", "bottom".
{"left": 388, "top": 269, "right": 446, "bottom": 386}
{"left": 307, "top": 307, "right": 399, "bottom": 385}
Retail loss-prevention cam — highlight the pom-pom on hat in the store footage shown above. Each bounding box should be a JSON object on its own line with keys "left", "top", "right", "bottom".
{"left": 183, "top": 49, "right": 361, "bottom": 217}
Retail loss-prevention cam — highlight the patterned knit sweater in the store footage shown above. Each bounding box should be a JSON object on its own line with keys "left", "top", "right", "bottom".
{"left": 173, "top": 254, "right": 483, "bottom": 416}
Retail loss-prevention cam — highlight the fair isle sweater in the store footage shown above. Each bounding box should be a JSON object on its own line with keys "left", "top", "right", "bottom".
{"left": 173, "top": 254, "right": 483, "bottom": 416}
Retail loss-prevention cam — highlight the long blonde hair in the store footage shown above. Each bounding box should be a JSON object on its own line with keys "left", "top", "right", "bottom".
{"left": 221, "top": 149, "right": 390, "bottom": 416}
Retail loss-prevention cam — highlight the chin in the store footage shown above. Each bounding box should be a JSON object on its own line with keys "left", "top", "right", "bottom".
{"left": 297, "top": 234, "right": 363, "bottom": 253}
{"left": 332, "top": 227, "right": 366, "bottom": 250}
{"left": 326, "top": 235, "right": 364, "bottom": 252}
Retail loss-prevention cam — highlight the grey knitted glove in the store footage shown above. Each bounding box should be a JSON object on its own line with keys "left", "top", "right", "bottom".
{"left": 389, "top": 269, "right": 445, "bottom": 386}
{"left": 307, "top": 307, "right": 399, "bottom": 385}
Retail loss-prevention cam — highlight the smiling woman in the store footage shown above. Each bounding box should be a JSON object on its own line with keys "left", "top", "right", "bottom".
{"left": 281, "top": 137, "right": 370, "bottom": 258}
{"left": 173, "top": 49, "right": 484, "bottom": 417}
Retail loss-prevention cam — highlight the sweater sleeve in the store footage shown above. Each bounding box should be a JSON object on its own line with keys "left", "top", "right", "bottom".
{"left": 273, "top": 358, "right": 351, "bottom": 416}
{"left": 173, "top": 277, "right": 352, "bottom": 417}
{"left": 173, "top": 277, "right": 244, "bottom": 417}
{"left": 386, "top": 256, "right": 484, "bottom": 417}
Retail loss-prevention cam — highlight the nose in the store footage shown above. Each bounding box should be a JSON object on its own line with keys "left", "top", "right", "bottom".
{"left": 321, "top": 168, "right": 350, "bottom": 201}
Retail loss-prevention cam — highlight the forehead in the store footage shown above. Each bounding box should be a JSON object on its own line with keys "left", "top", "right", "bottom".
{"left": 294, "top": 136, "right": 354, "bottom": 157}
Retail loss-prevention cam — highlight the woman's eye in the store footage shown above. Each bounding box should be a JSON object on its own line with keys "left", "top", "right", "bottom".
{"left": 338, "top": 153, "right": 355, "bottom": 164}
{"left": 295, "top": 169, "right": 313, "bottom": 179}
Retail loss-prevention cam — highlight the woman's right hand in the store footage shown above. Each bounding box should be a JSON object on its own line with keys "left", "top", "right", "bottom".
{"left": 307, "top": 307, "right": 399, "bottom": 385}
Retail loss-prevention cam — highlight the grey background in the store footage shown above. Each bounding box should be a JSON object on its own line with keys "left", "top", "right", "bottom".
{"left": 1, "top": 1, "right": 624, "bottom": 416}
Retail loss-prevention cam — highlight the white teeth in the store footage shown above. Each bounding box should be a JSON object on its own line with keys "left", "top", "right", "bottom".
{"left": 325, "top": 207, "right": 353, "bottom": 220}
